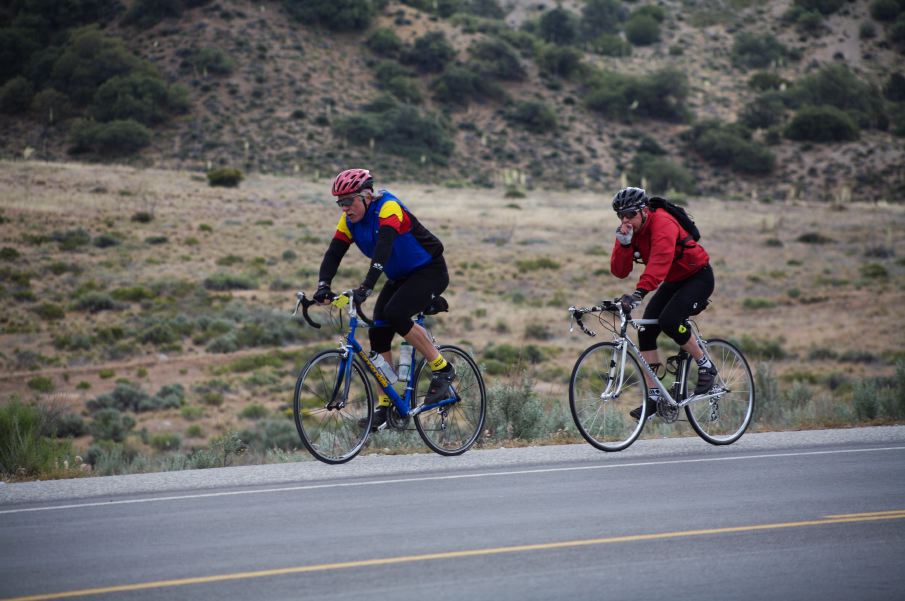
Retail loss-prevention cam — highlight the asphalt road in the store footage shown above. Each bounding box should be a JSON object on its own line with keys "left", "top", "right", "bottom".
{"left": 1, "top": 426, "right": 904, "bottom": 601}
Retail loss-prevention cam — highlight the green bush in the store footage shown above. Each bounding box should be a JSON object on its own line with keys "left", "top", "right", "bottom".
{"left": 748, "top": 71, "right": 787, "bottom": 91}
{"left": 624, "top": 14, "right": 660, "bottom": 46}
{"left": 0, "top": 401, "right": 73, "bottom": 478}
{"left": 793, "top": 0, "right": 844, "bottom": 15}
{"left": 239, "top": 419, "right": 297, "bottom": 452}
{"left": 890, "top": 15, "right": 905, "bottom": 44}
{"left": 366, "top": 28, "right": 404, "bottom": 57}
{"left": 90, "top": 72, "right": 177, "bottom": 125}
{"left": 150, "top": 432, "right": 181, "bottom": 451}
{"left": 283, "top": 0, "right": 375, "bottom": 30}
{"left": 870, "top": 0, "right": 902, "bottom": 21}
{"left": 51, "top": 26, "right": 148, "bottom": 105}
{"left": 92, "top": 233, "right": 120, "bottom": 248}
{"left": 460, "top": 0, "right": 505, "bottom": 18}
{"left": 431, "top": 65, "right": 505, "bottom": 107}
{"left": 469, "top": 37, "right": 525, "bottom": 81}
{"left": 580, "top": 0, "right": 625, "bottom": 36}
{"left": 189, "top": 47, "right": 234, "bottom": 75}
{"left": 732, "top": 32, "right": 789, "bottom": 69}
{"left": 52, "top": 228, "right": 91, "bottom": 251}
{"left": 884, "top": 73, "right": 905, "bottom": 102}
{"left": 538, "top": 7, "right": 578, "bottom": 45}
{"left": 485, "top": 376, "right": 546, "bottom": 440}
{"left": 505, "top": 100, "right": 557, "bottom": 134}
{"left": 0, "top": 247, "right": 19, "bottom": 261}
{"left": 0, "top": 28, "right": 40, "bottom": 83}
{"left": 789, "top": 64, "right": 885, "bottom": 129}
{"left": 740, "top": 92, "right": 786, "bottom": 130}
{"left": 0, "top": 76, "right": 35, "bottom": 114}
{"left": 69, "top": 119, "right": 152, "bottom": 155}
{"left": 203, "top": 272, "right": 257, "bottom": 290}
{"left": 628, "top": 153, "right": 695, "bottom": 194}
{"left": 860, "top": 263, "right": 889, "bottom": 279}
{"left": 27, "top": 376, "right": 55, "bottom": 393}
{"left": 123, "top": 0, "right": 182, "bottom": 28}
{"left": 796, "top": 231, "right": 834, "bottom": 244}
{"left": 584, "top": 68, "right": 689, "bottom": 123}
{"left": 240, "top": 403, "right": 269, "bottom": 420}
{"left": 404, "top": 31, "right": 456, "bottom": 73}
{"left": 333, "top": 101, "right": 454, "bottom": 165}
{"left": 536, "top": 44, "right": 583, "bottom": 79}
{"left": 89, "top": 408, "right": 136, "bottom": 442}
{"left": 32, "top": 302, "right": 65, "bottom": 321}
{"left": 589, "top": 33, "right": 632, "bottom": 57}
{"left": 111, "top": 285, "right": 154, "bottom": 302}
{"left": 785, "top": 105, "right": 859, "bottom": 142}
{"left": 206, "top": 167, "right": 244, "bottom": 187}
{"left": 687, "top": 121, "right": 775, "bottom": 175}
{"left": 131, "top": 211, "right": 154, "bottom": 223}
{"left": 73, "top": 291, "right": 118, "bottom": 313}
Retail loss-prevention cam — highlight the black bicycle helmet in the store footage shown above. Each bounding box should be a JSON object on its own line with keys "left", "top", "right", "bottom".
{"left": 612, "top": 187, "right": 649, "bottom": 213}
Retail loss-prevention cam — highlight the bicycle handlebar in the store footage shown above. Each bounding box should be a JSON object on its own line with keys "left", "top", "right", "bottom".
{"left": 568, "top": 299, "right": 629, "bottom": 338}
{"left": 293, "top": 289, "right": 375, "bottom": 328}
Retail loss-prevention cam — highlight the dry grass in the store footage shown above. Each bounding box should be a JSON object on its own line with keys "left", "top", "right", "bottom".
{"left": 1, "top": 160, "right": 903, "bottom": 457}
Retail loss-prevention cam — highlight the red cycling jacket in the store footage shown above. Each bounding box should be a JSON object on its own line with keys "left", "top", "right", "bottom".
{"left": 610, "top": 208, "right": 710, "bottom": 294}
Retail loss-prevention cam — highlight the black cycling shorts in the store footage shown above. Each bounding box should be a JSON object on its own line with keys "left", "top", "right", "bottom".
{"left": 638, "top": 264, "right": 714, "bottom": 351}
{"left": 369, "top": 256, "right": 449, "bottom": 353}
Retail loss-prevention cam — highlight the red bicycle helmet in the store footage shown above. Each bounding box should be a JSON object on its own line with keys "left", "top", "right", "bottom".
{"left": 331, "top": 168, "right": 373, "bottom": 197}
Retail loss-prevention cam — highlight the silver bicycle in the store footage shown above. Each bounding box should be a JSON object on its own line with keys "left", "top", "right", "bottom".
{"left": 567, "top": 299, "right": 755, "bottom": 452}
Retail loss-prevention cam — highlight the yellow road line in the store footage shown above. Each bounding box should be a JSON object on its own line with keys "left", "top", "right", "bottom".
{"left": 4, "top": 510, "right": 904, "bottom": 601}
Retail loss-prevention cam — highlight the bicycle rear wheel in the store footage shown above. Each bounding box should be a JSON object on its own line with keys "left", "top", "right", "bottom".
{"left": 293, "top": 350, "right": 373, "bottom": 464}
{"left": 413, "top": 345, "right": 486, "bottom": 456}
{"left": 684, "top": 339, "right": 755, "bottom": 445}
{"left": 569, "top": 342, "right": 647, "bottom": 452}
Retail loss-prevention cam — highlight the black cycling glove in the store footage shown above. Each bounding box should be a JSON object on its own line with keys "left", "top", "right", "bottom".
{"left": 313, "top": 281, "right": 333, "bottom": 304}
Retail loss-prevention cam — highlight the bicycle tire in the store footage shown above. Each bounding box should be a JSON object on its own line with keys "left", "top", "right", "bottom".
{"left": 293, "top": 349, "right": 373, "bottom": 464}
{"left": 569, "top": 342, "right": 647, "bottom": 452}
{"left": 413, "top": 345, "right": 486, "bottom": 456}
{"left": 683, "top": 338, "right": 755, "bottom": 445}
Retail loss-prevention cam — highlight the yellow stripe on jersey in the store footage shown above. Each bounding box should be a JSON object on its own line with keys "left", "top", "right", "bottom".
{"left": 335, "top": 214, "right": 353, "bottom": 241}
{"left": 378, "top": 200, "right": 404, "bottom": 222}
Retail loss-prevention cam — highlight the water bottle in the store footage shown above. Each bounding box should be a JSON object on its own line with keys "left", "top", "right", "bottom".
{"left": 369, "top": 351, "right": 397, "bottom": 384}
{"left": 397, "top": 341, "right": 413, "bottom": 382}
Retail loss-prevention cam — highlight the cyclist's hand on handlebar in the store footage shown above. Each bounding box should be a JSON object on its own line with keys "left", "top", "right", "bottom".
{"left": 619, "top": 292, "right": 642, "bottom": 313}
{"left": 313, "top": 281, "right": 334, "bottom": 304}
{"left": 352, "top": 284, "right": 372, "bottom": 308}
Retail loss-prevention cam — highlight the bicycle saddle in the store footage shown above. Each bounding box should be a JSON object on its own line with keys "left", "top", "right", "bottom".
{"left": 422, "top": 295, "right": 449, "bottom": 316}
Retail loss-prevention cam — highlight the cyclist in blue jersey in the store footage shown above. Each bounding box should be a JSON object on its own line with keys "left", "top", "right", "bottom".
{"left": 314, "top": 168, "right": 455, "bottom": 430}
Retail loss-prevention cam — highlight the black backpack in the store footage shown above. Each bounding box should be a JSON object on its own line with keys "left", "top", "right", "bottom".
{"left": 648, "top": 196, "right": 700, "bottom": 253}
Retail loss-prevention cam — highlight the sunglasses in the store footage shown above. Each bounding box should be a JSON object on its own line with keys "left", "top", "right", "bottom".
{"left": 336, "top": 193, "right": 363, "bottom": 208}
{"left": 617, "top": 209, "right": 639, "bottom": 220}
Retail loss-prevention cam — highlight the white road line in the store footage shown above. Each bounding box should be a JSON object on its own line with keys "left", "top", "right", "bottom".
{"left": 2, "top": 445, "right": 903, "bottom": 516}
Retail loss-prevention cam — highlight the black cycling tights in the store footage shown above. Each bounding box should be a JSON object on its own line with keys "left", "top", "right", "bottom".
{"left": 368, "top": 257, "right": 449, "bottom": 354}
{"left": 638, "top": 264, "right": 714, "bottom": 351}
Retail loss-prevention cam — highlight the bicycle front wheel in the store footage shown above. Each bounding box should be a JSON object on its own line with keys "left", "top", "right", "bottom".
{"left": 293, "top": 350, "right": 373, "bottom": 464}
{"left": 684, "top": 338, "right": 755, "bottom": 445}
{"left": 413, "top": 345, "right": 486, "bottom": 456}
{"left": 569, "top": 342, "right": 647, "bottom": 452}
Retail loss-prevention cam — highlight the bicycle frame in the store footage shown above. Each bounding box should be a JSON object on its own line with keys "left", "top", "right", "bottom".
{"left": 570, "top": 302, "right": 724, "bottom": 410}
{"left": 332, "top": 299, "right": 458, "bottom": 420}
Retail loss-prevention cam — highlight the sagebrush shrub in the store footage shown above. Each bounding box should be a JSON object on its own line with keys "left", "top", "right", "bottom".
{"left": 206, "top": 167, "right": 244, "bottom": 188}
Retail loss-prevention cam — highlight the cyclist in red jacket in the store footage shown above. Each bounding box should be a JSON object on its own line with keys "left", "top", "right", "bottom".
{"left": 609, "top": 187, "right": 716, "bottom": 420}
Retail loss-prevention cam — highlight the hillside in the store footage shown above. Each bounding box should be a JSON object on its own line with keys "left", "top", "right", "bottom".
{"left": 1, "top": 0, "right": 904, "bottom": 199}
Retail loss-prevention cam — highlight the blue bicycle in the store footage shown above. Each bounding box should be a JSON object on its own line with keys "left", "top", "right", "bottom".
{"left": 292, "top": 290, "right": 487, "bottom": 464}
